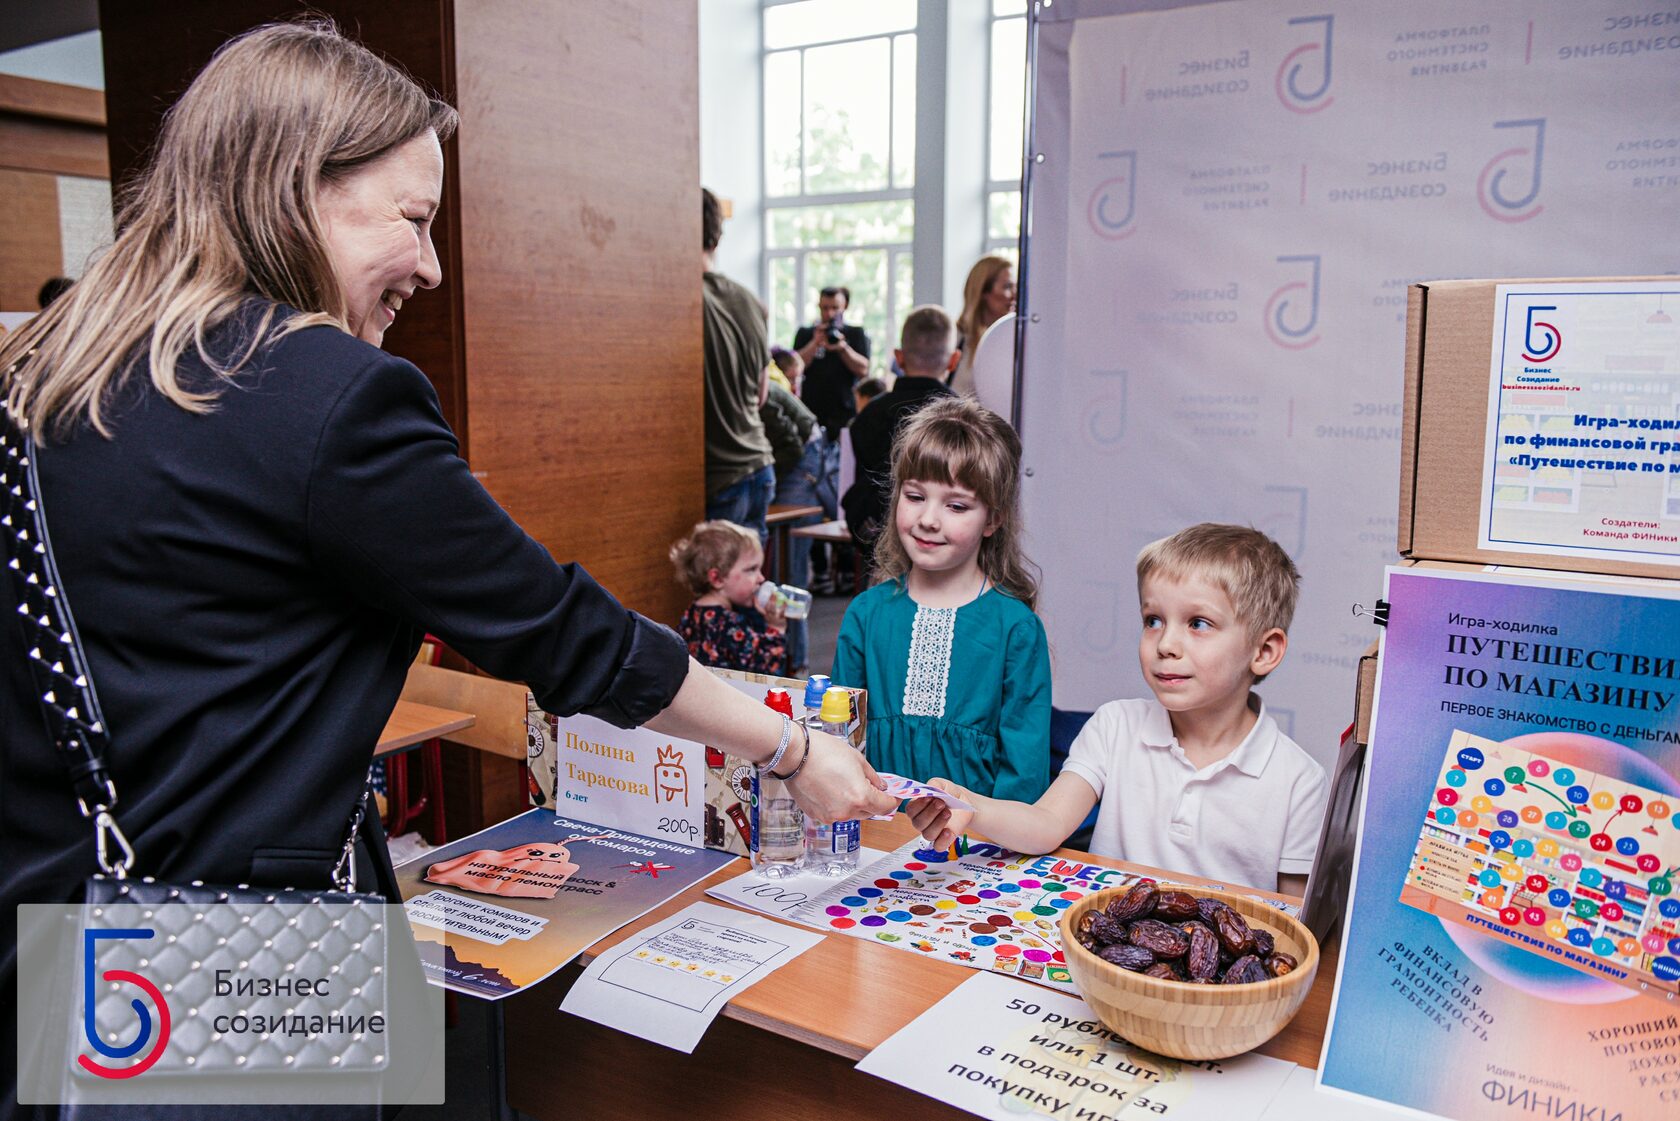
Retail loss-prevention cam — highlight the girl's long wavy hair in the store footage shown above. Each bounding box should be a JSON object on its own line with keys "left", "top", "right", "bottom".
{"left": 0, "top": 19, "right": 457, "bottom": 442}
{"left": 871, "top": 396, "right": 1041, "bottom": 610}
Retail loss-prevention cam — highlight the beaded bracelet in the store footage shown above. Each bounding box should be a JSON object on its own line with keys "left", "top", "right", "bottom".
{"left": 771, "top": 722, "right": 811, "bottom": 782}
{"left": 760, "top": 713, "right": 794, "bottom": 774}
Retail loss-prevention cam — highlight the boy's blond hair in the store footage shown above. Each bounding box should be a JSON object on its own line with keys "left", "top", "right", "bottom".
{"left": 670, "top": 520, "right": 759, "bottom": 595}
{"left": 1136, "top": 524, "right": 1300, "bottom": 642}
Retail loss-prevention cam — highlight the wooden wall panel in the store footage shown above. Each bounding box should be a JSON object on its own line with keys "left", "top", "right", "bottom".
{"left": 0, "top": 114, "right": 106, "bottom": 178}
{"left": 96, "top": 0, "right": 467, "bottom": 437}
{"left": 452, "top": 0, "right": 703, "bottom": 626}
{"left": 0, "top": 169, "right": 63, "bottom": 309}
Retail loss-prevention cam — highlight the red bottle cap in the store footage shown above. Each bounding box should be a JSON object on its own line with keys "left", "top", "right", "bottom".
{"left": 764, "top": 688, "right": 794, "bottom": 716}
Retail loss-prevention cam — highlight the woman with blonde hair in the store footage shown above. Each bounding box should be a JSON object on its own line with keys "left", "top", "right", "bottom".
{"left": 950, "top": 254, "right": 1017, "bottom": 396}
{"left": 0, "top": 20, "right": 892, "bottom": 1086}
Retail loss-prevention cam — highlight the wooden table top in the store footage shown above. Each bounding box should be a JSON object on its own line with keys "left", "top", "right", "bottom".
{"left": 374, "top": 699, "right": 476, "bottom": 756}
{"left": 576, "top": 817, "right": 1338, "bottom": 1068}
{"left": 788, "top": 519, "right": 849, "bottom": 542}
{"left": 766, "top": 503, "right": 824, "bottom": 525}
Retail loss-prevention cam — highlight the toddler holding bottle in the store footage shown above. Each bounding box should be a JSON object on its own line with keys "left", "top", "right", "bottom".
{"left": 672, "top": 519, "right": 789, "bottom": 674}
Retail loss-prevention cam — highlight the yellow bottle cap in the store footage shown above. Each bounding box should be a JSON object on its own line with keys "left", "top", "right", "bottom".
{"left": 819, "top": 687, "right": 852, "bottom": 725}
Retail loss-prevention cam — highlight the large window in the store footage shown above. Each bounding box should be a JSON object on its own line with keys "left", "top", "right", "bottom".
{"left": 986, "top": 0, "right": 1027, "bottom": 263}
{"left": 762, "top": 0, "right": 918, "bottom": 370}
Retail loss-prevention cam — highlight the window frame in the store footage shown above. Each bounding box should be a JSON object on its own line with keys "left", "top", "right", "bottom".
{"left": 984, "top": 7, "right": 1028, "bottom": 256}
{"left": 758, "top": 0, "right": 918, "bottom": 368}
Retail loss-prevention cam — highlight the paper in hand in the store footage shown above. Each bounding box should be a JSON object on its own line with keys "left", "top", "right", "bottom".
{"left": 873, "top": 772, "right": 976, "bottom": 819}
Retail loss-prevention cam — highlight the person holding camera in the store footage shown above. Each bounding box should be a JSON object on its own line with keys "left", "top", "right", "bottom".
{"left": 793, "top": 285, "right": 871, "bottom": 442}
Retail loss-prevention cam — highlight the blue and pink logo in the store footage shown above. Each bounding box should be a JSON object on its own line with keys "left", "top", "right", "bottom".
{"left": 79, "top": 927, "right": 170, "bottom": 1079}
{"left": 1087, "top": 150, "right": 1137, "bottom": 240}
{"left": 1478, "top": 118, "right": 1546, "bottom": 223}
{"left": 1276, "top": 15, "right": 1334, "bottom": 114}
{"left": 1521, "top": 305, "right": 1562, "bottom": 363}
{"left": 1265, "top": 254, "right": 1322, "bottom": 349}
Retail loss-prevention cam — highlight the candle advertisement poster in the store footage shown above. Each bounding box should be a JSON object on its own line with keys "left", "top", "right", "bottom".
{"left": 1319, "top": 568, "right": 1680, "bottom": 1120}
{"left": 394, "top": 809, "right": 731, "bottom": 999}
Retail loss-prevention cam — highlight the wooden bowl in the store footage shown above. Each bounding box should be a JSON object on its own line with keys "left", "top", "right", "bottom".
{"left": 1058, "top": 884, "right": 1319, "bottom": 1060}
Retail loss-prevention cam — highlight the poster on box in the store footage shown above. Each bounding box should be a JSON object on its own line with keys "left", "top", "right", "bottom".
{"left": 1478, "top": 281, "right": 1680, "bottom": 568}
{"left": 1318, "top": 568, "right": 1680, "bottom": 1120}
{"left": 393, "top": 809, "right": 732, "bottom": 999}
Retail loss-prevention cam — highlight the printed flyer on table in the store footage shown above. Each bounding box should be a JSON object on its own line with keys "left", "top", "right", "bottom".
{"left": 393, "top": 809, "right": 732, "bottom": 998}
{"left": 1319, "top": 568, "right": 1680, "bottom": 1121}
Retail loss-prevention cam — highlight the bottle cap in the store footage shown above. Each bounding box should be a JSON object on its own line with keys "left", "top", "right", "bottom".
{"left": 819, "top": 686, "right": 852, "bottom": 725}
{"left": 764, "top": 688, "right": 793, "bottom": 717}
{"left": 803, "top": 675, "right": 832, "bottom": 708}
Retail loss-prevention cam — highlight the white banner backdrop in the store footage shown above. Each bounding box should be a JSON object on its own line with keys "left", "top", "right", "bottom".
{"left": 1020, "top": 0, "right": 1680, "bottom": 765}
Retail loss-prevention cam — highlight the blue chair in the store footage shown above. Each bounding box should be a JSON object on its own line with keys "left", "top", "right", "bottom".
{"left": 1050, "top": 707, "right": 1100, "bottom": 851}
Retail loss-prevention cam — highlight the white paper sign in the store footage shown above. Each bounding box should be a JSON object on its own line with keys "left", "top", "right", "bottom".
{"left": 559, "top": 901, "right": 822, "bottom": 1052}
{"left": 546, "top": 713, "right": 706, "bottom": 847}
{"left": 703, "top": 847, "right": 887, "bottom": 926}
{"left": 1478, "top": 281, "right": 1680, "bottom": 566}
{"left": 857, "top": 972, "right": 1298, "bottom": 1121}
{"left": 1261, "top": 1067, "right": 1411, "bottom": 1121}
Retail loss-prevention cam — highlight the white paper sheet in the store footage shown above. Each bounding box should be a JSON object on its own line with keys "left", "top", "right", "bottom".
{"left": 702, "top": 847, "right": 887, "bottom": 927}
{"left": 1261, "top": 1067, "right": 1415, "bottom": 1120}
{"left": 857, "top": 972, "right": 1297, "bottom": 1121}
{"left": 558, "top": 901, "right": 822, "bottom": 1052}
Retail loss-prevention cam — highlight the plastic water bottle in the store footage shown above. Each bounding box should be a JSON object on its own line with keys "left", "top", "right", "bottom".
{"left": 803, "top": 686, "right": 862, "bottom": 876}
{"left": 802, "top": 675, "right": 831, "bottom": 732}
{"left": 754, "top": 581, "right": 813, "bottom": 620}
{"left": 751, "top": 689, "right": 805, "bottom": 878}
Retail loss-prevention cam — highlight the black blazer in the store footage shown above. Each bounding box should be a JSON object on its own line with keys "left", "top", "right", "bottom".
{"left": 0, "top": 310, "right": 687, "bottom": 1054}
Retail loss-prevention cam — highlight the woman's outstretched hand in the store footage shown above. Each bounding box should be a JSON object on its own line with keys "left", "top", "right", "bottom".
{"left": 785, "top": 728, "right": 896, "bottom": 823}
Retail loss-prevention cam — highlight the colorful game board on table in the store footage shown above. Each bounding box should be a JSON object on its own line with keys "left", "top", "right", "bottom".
{"left": 1403, "top": 730, "right": 1680, "bottom": 1001}
{"left": 787, "top": 839, "right": 1146, "bottom": 992}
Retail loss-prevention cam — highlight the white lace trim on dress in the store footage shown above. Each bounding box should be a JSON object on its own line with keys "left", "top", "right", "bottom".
{"left": 902, "top": 604, "right": 957, "bottom": 717}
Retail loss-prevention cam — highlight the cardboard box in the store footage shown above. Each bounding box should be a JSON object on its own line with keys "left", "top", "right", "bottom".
{"left": 1398, "top": 276, "right": 1674, "bottom": 578}
{"left": 525, "top": 667, "right": 865, "bottom": 858}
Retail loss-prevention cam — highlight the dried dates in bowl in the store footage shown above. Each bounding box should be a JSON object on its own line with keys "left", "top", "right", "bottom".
{"left": 1074, "top": 882, "right": 1297, "bottom": 984}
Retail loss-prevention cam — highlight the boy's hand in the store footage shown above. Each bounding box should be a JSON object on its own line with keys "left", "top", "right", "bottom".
{"left": 907, "top": 778, "right": 978, "bottom": 852}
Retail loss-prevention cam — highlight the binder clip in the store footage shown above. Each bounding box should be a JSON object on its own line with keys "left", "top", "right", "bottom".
{"left": 1351, "top": 600, "right": 1389, "bottom": 627}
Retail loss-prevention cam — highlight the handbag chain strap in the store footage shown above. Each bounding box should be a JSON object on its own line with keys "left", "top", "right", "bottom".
{"left": 2, "top": 369, "right": 369, "bottom": 890}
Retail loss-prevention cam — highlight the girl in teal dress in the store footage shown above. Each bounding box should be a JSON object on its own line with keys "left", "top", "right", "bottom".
{"left": 833, "top": 396, "right": 1051, "bottom": 802}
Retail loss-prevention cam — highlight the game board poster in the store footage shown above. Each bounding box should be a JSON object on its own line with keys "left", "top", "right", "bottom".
{"left": 788, "top": 840, "right": 1301, "bottom": 996}
{"left": 1320, "top": 568, "right": 1680, "bottom": 1121}
{"left": 393, "top": 809, "right": 733, "bottom": 999}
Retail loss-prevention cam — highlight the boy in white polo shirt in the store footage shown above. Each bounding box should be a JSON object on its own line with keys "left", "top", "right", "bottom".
{"left": 908, "top": 523, "right": 1328, "bottom": 893}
